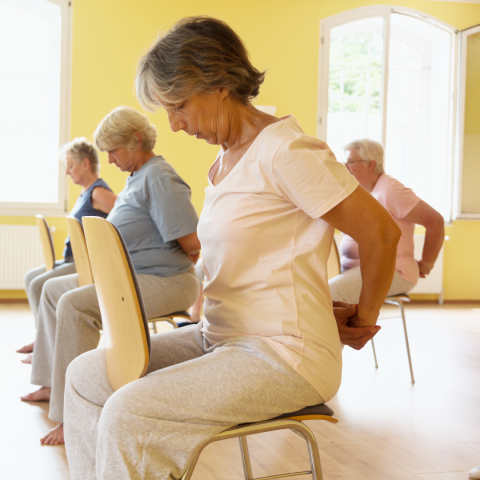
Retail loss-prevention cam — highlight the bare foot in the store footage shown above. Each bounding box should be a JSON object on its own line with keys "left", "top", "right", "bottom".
{"left": 20, "top": 386, "right": 51, "bottom": 403}
{"left": 21, "top": 354, "right": 33, "bottom": 364}
{"left": 40, "top": 423, "right": 64, "bottom": 446}
{"left": 16, "top": 341, "right": 35, "bottom": 354}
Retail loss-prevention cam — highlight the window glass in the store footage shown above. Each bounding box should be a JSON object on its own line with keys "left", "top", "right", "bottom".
{"left": 0, "top": 0, "right": 62, "bottom": 204}
{"left": 386, "top": 13, "right": 452, "bottom": 219}
{"left": 327, "top": 17, "right": 384, "bottom": 162}
{"left": 460, "top": 30, "right": 480, "bottom": 214}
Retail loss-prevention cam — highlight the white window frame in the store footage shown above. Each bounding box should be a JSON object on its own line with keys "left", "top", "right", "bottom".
{"left": 0, "top": 0, "right": 72, "bottom": 217}
{"left": 454, "top": 24, "right": 480, "bottom": 219}
{"left": 318, "top": 5, "right": 459, "bottom": 223}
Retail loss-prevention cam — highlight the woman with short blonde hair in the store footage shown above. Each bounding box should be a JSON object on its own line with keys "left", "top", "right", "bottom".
{"left": 22, "top": 108, "right": 200, "bottom": 446}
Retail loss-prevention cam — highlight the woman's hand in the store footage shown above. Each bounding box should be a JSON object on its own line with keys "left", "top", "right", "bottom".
{"left": 333, "top": 300, "right": 381, "bottom": 350}
{"left": 176, "top": 232, "right": 201, "bottom": 264}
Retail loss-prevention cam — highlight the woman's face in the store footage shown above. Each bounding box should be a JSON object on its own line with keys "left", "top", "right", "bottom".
{"left": 164, "top": 90, "right": 230, "bottom": 146}
{"left": 65, "top": 155, "right": 87, "bottom": 185}
{"left": 107, "top": 147, "right": 137, "bottom": 172}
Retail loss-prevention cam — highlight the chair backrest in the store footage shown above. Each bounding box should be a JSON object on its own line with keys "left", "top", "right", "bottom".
{"left": 327, "top": 236, "right": 341, "bottom": 280}
{"left": 35, "top": 215, "right": 55, "bottom": 271}
{"left": 83, "top": 216, "right": 150, "bottom": 391}
{"left": 66, "top": 216, "right": 94, "bottom": 287}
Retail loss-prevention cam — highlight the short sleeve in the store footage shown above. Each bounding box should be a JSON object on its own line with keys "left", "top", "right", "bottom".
{"left": 146, "top": 171, "right": 199, "bottom": 243}
{"left": 384, "top": 179, "right": 421, "bottom": 219}
{"left": 272, "top": 135, "right": 359, "bottom": 219}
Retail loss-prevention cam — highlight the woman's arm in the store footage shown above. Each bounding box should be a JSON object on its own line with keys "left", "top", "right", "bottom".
{"left": 91, "top": 187, "right": 117, "bottom": 214}
{"left": 321, "top": 186, "right": 401, "bottom": 327}
{"left": 402, "top": 200, "right": 444, "bottom": 278}
{"left": 176, "top": 232, "right": 201, "bottom": 265}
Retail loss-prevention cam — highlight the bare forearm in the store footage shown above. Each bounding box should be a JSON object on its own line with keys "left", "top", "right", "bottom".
{"left": 356, "top": 236, "right": 398, "bottom": 326}
{"left": 421, "top": 223, "right": 444, "bottom": 266}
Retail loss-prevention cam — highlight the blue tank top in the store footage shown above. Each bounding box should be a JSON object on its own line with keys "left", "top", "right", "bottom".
{"left": 63, "top": 178, "right": 113, "bottom": 259}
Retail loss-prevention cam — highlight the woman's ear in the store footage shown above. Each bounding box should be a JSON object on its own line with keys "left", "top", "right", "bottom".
{"left": 134, "top": 132, "right": 143, "bottom": 148}
{"left": 218, "top": 87, "right": 230, "bottom": 100}
{"left": 83, "top": 158, "right": 91, "bottom": 171}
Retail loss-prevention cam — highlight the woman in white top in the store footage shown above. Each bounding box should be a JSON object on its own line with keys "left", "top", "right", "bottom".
{"left": 63, "top": 17, "right": 400, "bottom": 480}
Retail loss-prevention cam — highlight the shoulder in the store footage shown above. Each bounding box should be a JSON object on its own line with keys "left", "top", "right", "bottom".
{"left": 260, "top": 116, "right": 337, "bottom": 171}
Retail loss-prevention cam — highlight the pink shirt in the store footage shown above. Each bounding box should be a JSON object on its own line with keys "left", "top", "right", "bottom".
{"left": 197, "top": 116, "right": 358, "bottom": 402}
{"left": 339, "top": 173, "right": 421, "bottom": 285}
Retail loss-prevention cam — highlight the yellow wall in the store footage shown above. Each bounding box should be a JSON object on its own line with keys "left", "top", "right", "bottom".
{"left": 1, "top": 0, "right": 480, "bottom": 300}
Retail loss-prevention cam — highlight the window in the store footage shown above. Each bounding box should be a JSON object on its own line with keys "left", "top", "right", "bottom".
{"left": 319, "top": 6, "right": 457, "bottom": 221}
{"left": 0, "top": 0, "right": 71, "bottom": 216}
{"left": 456, "top": 25, "right": 480, "bottom": 218}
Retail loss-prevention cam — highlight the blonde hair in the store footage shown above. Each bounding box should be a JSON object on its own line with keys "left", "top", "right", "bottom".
{"left": 61, "top": 138, "right": 100, "bottom": 174}
{"left": 135, "top": 16, "right": 266, "bottom": 110}
{"left": 94, "top": 106, "right": 157, "bottom": 152}
{"left": 344, "top": 139, "right": 385, "bottom": 174}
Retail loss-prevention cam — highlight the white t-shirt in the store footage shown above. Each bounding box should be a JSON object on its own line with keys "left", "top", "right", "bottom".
{"left": 197, "top": 116, "right": 359, "bottom": 402}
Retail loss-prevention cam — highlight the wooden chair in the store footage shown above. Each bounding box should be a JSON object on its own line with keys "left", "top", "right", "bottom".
{"left": 66, "top": 216, "right": 94, "bottom": 287}
{"left": 83, "top": 216, "right": 338, "bottom": 480}
{"left": 328, "top": 238, "right": 415, "bottom": 383}
{"left": 36, "top": 215, "right": 55, "bottom": 271}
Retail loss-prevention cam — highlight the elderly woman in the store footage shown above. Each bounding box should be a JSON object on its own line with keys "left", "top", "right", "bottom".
{"left": 63, "top": 17, "right": 399, "bottom": 479}
{"left": 329, "top": 138, "right": 445, "bottom": 304}
{"left": 17, "top": 139, "right": 116, "bottom": 361}
{"left": 21, "top": 106, "right": 200, "bottom": 446}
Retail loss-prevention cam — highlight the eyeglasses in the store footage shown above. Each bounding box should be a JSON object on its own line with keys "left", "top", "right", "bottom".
{"left": 343, "top": 159, "right": 367, "bottom": 166}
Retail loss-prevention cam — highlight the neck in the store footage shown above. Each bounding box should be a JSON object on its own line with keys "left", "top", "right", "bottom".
{"left": 79, "top": 172, "right": 99, "bottom": 191}
{"left": 132, "top": 150, "right": 155, "bottom": 172}
{"left": 363, "top": 173, "right": 382, "bottom": 193}
{"left": 221, "top": 102, "right": 273, "bottom": 152}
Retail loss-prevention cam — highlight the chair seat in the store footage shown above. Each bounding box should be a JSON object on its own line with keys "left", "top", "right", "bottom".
{"left": 275, "top": 403, "right": 334, "bottom": 419}
{"left": 386, "top": 293, "right": 410, "bottom": 303}
{"left": 164, "top": 311, "right": 191, "bottom": 318}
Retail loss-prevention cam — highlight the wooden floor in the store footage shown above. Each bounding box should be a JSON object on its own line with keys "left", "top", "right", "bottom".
{"left": 1, "top": 302, "right": 479, "bottom": 480}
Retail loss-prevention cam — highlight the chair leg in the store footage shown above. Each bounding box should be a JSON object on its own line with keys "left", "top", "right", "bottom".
{"left": 293, "top": 423, "right": 324, "bottom": 480}
{"left": 371, "top": 339, "right": 379, "bottom": 368}
{"left": 238, "top": 436, "right": 254, "bottom": 480}
{"left": 388, "top": 299, "right": 415, "bottom": 384}
{"left": 153, "top": 321, "right": 158, "bottom": 334}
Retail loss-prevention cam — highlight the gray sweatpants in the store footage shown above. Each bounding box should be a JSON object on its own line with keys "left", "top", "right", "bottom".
{"left": 31, "top": 270, "right": 199, "bottom": 423}
{"left": 64, "top": 323, "right": 322, "bottom": 480}
{"left": 329, "top": 267, "right": 416, "bottom": 304}
{"left": 24, "top": 261, "right": 76, "bottom": 322}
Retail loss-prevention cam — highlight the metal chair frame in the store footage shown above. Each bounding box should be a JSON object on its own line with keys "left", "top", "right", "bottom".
{"left": 182, "top": 415, "right": 338, "bottom": 480}
{"left": 149, "top": 311, "right": 192, "bottom": 332}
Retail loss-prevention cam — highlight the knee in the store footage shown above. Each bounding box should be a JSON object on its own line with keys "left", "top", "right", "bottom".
{"left": 66, "top": 349, "right": 110, "bottom": 402}
{"left": 57, "top": 289, "right": 82, "bottom": 318}
{"left": 99, "top": 389, "right": 134, "bottom": 438}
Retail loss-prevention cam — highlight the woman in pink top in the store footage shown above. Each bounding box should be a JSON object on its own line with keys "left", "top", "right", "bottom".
{"left": 63, "top": 18, "right": 401, "bottom": 479}
{"left": 329, "top": 139, "right": 444, "bottom": 304}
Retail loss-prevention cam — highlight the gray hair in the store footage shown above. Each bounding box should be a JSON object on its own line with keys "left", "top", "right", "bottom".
{"left": 135, "top": 16, "right": 266, "bottom": 110}
{"left": 94, "top": 106, "right": 157, "bottom": 152}
{"left": 344, "top": 139, "right": 384, "bottom": 174}
{"left": 61, "top": 138, "right": 99, "bottom": 174}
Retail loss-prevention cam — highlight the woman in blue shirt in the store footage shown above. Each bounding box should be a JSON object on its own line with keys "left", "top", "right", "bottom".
{"left": 21, "top": 107, "right": 200, "bottom": 447}
{"left": 18, "top": 139, "right": 116, "bottom": 360}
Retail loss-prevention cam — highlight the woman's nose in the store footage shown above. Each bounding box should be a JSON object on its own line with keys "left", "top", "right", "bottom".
{"left": 167, "top": 110, "right": 184, "bottom": 133}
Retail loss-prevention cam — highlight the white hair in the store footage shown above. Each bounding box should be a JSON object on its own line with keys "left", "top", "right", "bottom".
{"left": 344, "top": 139, "right": 384, "bottom": 174}
{"left": 94, "top": 106, "right": 157, "bottom": 152}
{"left": 60, "top": 138, "right": 100, "bottom": 174}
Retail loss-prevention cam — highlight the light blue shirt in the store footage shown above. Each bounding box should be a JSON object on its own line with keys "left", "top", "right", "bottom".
{"left": 107, "top": 156, "right": 198, "bottom": 277}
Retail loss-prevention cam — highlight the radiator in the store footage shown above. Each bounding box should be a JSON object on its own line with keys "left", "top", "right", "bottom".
{"left": 0, "top": 225, "right": 47, "bottom": 290}
{"left": 409, "top": 234, "right": 444, "bottom": 302}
